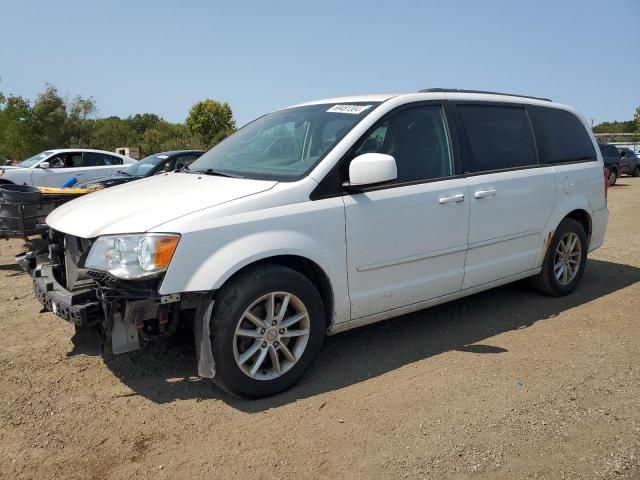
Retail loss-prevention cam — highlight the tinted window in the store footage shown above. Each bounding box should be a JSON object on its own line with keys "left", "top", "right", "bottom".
{"left": 46, "top": 152, "right": 82, "bottom": 168}
{"left": 83, "top": 152, "right": 120, "bottom": 167}
{"left": 530, "top": 107, "right": 596, "bottom": 163}
{"left": 458, "top": 105, "right": 537, "bottom": 172}
{"left": 599, "top": 144, "right": 619, "bottom": 158}
{"left": 353, "top": 105, "right": 453, "bottom": 183}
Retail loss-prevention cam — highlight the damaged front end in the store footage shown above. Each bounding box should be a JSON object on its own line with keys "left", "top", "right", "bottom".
{"left": 17, "top": 230, "right": 216, "bottom": 377}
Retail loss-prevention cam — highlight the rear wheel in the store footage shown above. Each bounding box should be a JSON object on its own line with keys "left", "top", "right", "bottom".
{"left": 531, "top": 218, "right": 588, "bottom": 296}
{"left": 210, "top": 264, "right": 325, "bottom": 397}
{"left": 632, "top": 166, "right": 640, "bottom": 177}
{"left": 608, "top": 168, "right": 618, "bottom": 186}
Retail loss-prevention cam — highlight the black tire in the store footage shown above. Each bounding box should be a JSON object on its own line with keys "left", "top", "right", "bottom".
{"left": 210, "top": 264, "right": 325, "bottom": 398}
{"left": 632, "top": 166, "right": 640, "bottom": 178}
{"left": 608, "top": 168, "right": 618, "bottom": 186}
{"left": 531, "top": 218, "right": 588, "bottom": 296}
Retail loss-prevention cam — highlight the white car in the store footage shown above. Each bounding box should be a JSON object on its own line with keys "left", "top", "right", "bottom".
{"left": 0, "top": 149, "right": 136, "bottom": 187}
{"left": 25, "top": 89, "right": 608, "bottom": 397}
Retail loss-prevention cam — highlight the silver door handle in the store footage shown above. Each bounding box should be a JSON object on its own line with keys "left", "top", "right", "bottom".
{"left": 474, "top": 189, "right": 497, "bottom": 199}
{"left": 439, "top": 194, "right": 465, "bottom": 204}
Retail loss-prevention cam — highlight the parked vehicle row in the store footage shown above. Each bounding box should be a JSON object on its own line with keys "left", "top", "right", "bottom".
{"left": 0, "top": 149, "right": 136, "bottom": 187}
{"left": 75, "top": 150, "right": 204, "bottom": 189}
{"left": 18, "top": 89, "right": 609, "bottom": 398}
{"left": 598, "top": 143, "right": 640, "bottom": 185}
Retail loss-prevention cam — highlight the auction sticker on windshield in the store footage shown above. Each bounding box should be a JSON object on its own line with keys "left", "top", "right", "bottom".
{"left": 326, "top": 104, "right": 372, "bottom": 114}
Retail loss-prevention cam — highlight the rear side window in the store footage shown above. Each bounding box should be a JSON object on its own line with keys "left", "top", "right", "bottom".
{"left": 530, "top": 107, "right": 596, "bottom": 163}
{"left": 458, "top": 105, "right": 537, "bottom": 173}
{"left": 83, "top": 152, "right": 121, "bottom": 167}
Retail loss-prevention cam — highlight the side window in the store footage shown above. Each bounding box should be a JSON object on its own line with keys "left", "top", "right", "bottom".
{"left": 172, "top": 154, "right": 200, "bottom": 171}
{"left": 530, "top": 107, "right": 596, "bottom": 163}
{"left": 45, "top": 152, "right": 83, "bottom": 168}
{"left": 352, "top": 105, "right": 453, "bottom": 184}
{"left": 82, "top": 152, "right": 111, "bottom": 167}
{"left": 458, "top": 105, "right": 537, "bottom": 172}
{"left": 108, "top": 155, "right": 123, "bottom": 165}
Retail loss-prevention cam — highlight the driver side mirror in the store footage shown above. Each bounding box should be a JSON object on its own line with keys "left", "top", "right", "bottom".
{"left": 40, "top": 162, "right": 50, "bottom": 169}
{"left": 347, "top": 153, "right": 397, "bottom": 188}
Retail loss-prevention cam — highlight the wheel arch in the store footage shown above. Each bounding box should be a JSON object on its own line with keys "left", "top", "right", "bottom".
{"left": 565, "top": 208, "right": 592, "bottom": 244}
{"left": 539, "top": 199, "right": 594, "bottom": 267}
{"left": 219, "top": 254, "right": 335, "bottom": 329}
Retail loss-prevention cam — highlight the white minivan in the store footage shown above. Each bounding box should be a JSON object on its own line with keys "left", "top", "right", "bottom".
{"left": 22, "top": 89, "right": 608, "bottom": 397}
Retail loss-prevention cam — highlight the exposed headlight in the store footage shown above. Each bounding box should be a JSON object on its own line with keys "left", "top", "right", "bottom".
{"left": 85, "top": 233, "right": 180, "bottom": 279}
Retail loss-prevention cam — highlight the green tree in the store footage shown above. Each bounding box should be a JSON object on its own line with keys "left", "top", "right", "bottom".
{"left": 635, "top": 106, "right": 640, "bottom": 132}
{"left": 0, "top": 92, "right": 36, "bottom": 159}
{"left": 30, "top": 84, "right": 67, "bottom": 150}
{"left": 185, "top": 99, "right": 235, "bottom": 148}
{"left": 127, "top": 113, "right": 162, "bottom": 135}
{"left": 66, "top": 95, "right": 97, "bottom": 146}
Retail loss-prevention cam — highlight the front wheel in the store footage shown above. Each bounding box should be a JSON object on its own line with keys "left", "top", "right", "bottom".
{"left": 210, "top": 264, "right": 325, "bottom": 397}
{"left": 632, "top": 166, "right": 640, "bottom": 177}
{"left": 531, "top": 218, "right": 588, "bottom": 296}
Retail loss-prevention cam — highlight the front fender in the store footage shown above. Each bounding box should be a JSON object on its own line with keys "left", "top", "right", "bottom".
{"left": 158, "top": 197, "right": 350, "bottom": 324}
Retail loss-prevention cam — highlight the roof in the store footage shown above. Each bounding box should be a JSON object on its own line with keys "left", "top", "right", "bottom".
{"left": 286, "top": 89, "right": 565, "bottom": 110}
{"left": 44, "top": 148, "right": 132, "bottom": 157}
{"left": 287, "top": 94, "right": 400, "bottom": 108}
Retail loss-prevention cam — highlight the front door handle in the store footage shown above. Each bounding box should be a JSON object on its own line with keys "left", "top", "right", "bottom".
{"left": 439, "top": 194, "right": 465, "bottom": 204}
{"left": 474, "top": 189, "right": 497, "bottom": 199}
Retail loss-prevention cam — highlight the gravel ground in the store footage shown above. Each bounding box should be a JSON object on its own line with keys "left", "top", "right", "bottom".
{"left": 1, "top": 179, "right": 639, "bottom": 480}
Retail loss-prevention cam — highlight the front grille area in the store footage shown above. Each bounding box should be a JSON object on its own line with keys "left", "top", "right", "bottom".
{"left": 63, "top": 234, "right": 94, "bottom": 292}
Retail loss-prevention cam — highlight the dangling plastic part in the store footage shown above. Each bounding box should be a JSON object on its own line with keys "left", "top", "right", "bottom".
{"left": 194, "top": 293, "right": 216, "bottom": 378}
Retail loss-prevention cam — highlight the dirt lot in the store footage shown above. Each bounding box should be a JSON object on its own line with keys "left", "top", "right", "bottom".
{"left": 1, "top": 180, "right": 639, "bottom": 480}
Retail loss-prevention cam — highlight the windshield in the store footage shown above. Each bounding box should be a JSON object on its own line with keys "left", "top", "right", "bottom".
{"left": 124, "top": 154, "right": 169, "bottom": 176}
{"left": 17, "top": 151, "right": 55, "bottom": 168}
{"left": 187, "top": 102, "right": 380, "bottom": 180}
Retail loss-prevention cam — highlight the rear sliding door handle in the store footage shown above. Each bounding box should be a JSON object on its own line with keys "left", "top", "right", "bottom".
{"left": 474, "top": 189, "right": 497, "bottom": 199}
{"left": 439, "top": 194, "right": 465, "bottom": 204}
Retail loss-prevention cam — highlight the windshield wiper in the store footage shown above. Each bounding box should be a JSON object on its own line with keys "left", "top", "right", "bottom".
{"left": 190, "top": 168, "right": 244, "bottom": 179}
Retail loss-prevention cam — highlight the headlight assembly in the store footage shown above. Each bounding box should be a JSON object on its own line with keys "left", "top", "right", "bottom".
{"left": 85, "top": 233, "right": 180, "bottom": 279}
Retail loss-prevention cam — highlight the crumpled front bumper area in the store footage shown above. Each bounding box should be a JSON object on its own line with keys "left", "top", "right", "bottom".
{"left": 17, "top": 233, "right": 217, "bottom": 377}
{"left": 33, "top": 263, "right": 101, "bottom": 327}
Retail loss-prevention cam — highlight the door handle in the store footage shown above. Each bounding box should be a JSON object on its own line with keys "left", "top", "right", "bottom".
{"left": 439, "top": 194, "right": 465, "bottom": 204}
{"left": 474, "top": 189, "right": 497, "bottom": 199}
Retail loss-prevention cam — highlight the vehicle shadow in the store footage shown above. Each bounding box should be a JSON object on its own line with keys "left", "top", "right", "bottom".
{"left": 104, "top": 259, "right": 640, "bottom": 411}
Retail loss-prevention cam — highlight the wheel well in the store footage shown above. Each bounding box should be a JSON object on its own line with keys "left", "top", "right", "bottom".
{"left": 565, "top": 209, "right": 592, "bottom": 243}
{"left": 0, "top": 179, "right": 15, "bottom": 185}
{"left": 223, "top": 255, "right": 334, "bottom": 328}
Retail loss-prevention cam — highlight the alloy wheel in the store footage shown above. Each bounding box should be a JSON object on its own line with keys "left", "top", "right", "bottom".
{"left": 233, "top": 292, "right": 310, "bottom": 381}
{"left": 553, "top": 232, "right": 582, "bottom": 285}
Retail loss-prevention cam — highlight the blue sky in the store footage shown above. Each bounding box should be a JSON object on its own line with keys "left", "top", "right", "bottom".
{"left": 1, "top": 0, "right": 638, "bottom": 126}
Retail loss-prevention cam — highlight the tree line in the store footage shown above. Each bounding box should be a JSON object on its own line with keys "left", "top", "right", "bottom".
{"left": 592, "top": 106, "right": 640, "bottom": 140}
{"left": 0, "top": 84, "right": 236, "bottom": 161}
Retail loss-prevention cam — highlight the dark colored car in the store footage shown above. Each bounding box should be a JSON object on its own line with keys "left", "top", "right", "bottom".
{"left": 598, "top": 143, "right": 622, "bottom": 185}
{"left": 617, "top": 147, "right": 640, "bottom": 178}
{"left": 75, "top": 150, "right": 204, "bottom": 188}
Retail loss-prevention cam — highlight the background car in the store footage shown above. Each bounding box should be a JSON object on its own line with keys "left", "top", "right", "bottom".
{"left": 599, "top": 143, "right": 622, "bottom": 185}
{"left": 75, "top": 150, "right": 204, "bottom": 188}
{"left": 616, "top": 147, "right": 640, "bottom": 177}
{"left": 0, "top": 149, "right": 135, "bottom": 187}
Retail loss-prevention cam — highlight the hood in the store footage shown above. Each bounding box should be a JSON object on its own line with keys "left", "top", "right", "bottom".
{"left": 75, "top": 173, "right": 134, "bottom": 188}
{"left": 46, "top": 172, "right": 277, "bottom": 238}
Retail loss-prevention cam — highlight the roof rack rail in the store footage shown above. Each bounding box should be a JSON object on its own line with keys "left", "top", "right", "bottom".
{"left": 418, "top": 88, "right": 552, "bottom": 102}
